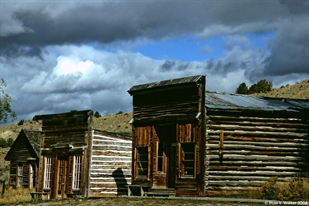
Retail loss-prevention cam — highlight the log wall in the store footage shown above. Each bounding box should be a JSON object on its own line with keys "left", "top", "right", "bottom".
{"left": 205, "top": 110, "right": 309, "bottom": 193}
{"left": 89, "top": 131, "right": 132, "bottom": 196}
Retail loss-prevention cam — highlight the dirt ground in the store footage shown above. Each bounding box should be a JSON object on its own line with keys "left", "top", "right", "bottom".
{"left": 5, "top": 196, "right": 264, "bottom": 206}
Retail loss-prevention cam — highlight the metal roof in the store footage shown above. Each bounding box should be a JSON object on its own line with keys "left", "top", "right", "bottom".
{"left": 205, "top": 91, "right": 309, "bottom": 112}
{"left": 128, "top": 75, "right": 205, "bottom": 94}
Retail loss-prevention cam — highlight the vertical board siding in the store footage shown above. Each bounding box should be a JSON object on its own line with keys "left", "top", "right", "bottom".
{"left": 89, "top": 132, "right": 132, "bottom": 196}
{"left": 205, "top": 111, "right": 309, "bottom": 192}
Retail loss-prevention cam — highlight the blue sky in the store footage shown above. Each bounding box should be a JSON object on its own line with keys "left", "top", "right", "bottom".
{"left": 0, "top": 0, "right": 308, "bottom": 123}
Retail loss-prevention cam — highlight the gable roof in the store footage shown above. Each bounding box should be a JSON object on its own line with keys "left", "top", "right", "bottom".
{"left": 205, "top": 91, "right": 309, "bottom": 112}
{"left": 128, "top": 75, "right": 205, "bottom": 94}
{"left": 5, "top": 129, "right": 41, "bottom": 160}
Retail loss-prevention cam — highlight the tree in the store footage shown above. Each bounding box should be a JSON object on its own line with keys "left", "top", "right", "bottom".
{"left": 94, "top": 111, "right": 101, "bottom": 118}
{"left": 0, "top": 79, "right": 16, "bottom": 123}
{"left": 248, "top": 79, "right": 273, "bottom": 94}
{"left": 235, "top": 82, "right": 249, "bottom": 94}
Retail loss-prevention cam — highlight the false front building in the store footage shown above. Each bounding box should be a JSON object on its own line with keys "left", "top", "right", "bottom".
{"left": 128, "top": 75, "right": 206, "bottom": 196}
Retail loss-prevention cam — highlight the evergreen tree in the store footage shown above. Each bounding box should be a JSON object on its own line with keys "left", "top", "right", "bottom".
{"left": 235, "top": 82, "right": 249, "bottom": 94}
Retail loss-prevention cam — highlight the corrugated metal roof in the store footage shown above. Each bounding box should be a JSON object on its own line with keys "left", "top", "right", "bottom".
{"left": 128, "top": 75, "right": 205, "bottom": 93}
{"left": 205, "top": 91, "right": 309, "bottom": 111}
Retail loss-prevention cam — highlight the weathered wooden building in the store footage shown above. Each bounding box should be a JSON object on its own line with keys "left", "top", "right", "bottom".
{"left": 32, "top": 110, "right": 131, "bottom": 199}
{"left": 204, "top": 91, "right": 309, "bottom": 195}
{"left": 127, "top": 75, "right": 206, "bottom": 196}
{"left": 127, "top": 75, "right": 309, "bottom": 196}
{"left": 5, "top": 129, "right": 41, "bottom": 189}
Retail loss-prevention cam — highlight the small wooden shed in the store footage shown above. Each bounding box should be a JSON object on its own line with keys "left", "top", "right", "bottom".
{"left": 128, "top": 75, "right": 309, "bottom": 196}
{"left": 5, "top": 129, "right": 41, "bottom": 189}
{"left": 127, "top": 75, "right": 206, "bottom": 196}
{"left": 32, "top": 110, "right": 132, "bottom": 199}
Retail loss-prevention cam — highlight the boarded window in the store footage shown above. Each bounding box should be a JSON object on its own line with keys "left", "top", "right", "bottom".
{"left": 136, "top": 147, "right": 149, "bottom": 177}
{"left": 72, "top": 156, "right": 82, "bottom": 190}
{"left": 44, "top": 157, "right": 52, "bottom": 189}
{"left": 17, "top": 165, "right": 23, "bottom": 187}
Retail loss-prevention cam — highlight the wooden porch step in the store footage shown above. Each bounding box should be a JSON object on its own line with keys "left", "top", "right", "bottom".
{"left": 145, "top": 188, "right": 176, "bottom": 197}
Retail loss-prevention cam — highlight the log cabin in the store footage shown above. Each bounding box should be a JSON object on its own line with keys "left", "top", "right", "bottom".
{"left": 5, "top": 129, "right": 41, "bottom": 189}
{"left": 127, "top": 75, "right": 309, "bottom": 197}
{"left": 32, "top": 110, "right": 131, "bottom": 199}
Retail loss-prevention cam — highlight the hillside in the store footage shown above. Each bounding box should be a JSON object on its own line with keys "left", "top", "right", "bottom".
{"left": 254, "top": 77, "right": 309, "bottom": 99}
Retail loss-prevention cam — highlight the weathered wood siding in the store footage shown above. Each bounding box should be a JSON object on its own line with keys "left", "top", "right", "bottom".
{"left": 34, "top": 110, "right": 91, "bottom": 199}
{"left": 89, "top": 131, "right": 132, "bottom": 196}
{"left": 205, "top": 110, "right": 309, "bottom": 193}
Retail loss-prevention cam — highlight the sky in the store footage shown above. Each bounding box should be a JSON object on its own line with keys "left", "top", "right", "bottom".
{"left": 0, "top": 0, "right": 309, "bottom": 123}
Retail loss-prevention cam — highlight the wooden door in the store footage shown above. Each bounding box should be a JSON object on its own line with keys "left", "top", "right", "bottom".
{"left": 57, "top": 158, "right": 68, "bottom": 198}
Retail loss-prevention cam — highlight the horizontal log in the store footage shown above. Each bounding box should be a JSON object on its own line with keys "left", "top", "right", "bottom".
{"left": 207, "top": 175, "right": 292, "bottom": 181}
{"left": 208, "top": 124, "right": 309, "bottom": 133}
{"left": 206, "top": 165, "right": 301, "bottom": 172}
{"left": 90, "top": 173, "right": 131, "bottom": 178}
{"left": 205, "top": 186, "right": 258, "bottom": 191}
{"left": 92, "top": 135, "right": 131, "bottom": 142}
{"left": 205, "top": 170, "right": 297, "bottom": 176}
{"left": 206, "top": 119, "right": 308, "bottom": 128}
{"left": 92, "top": 150, "right": 132, "bottom": 156}
{"left": 206, "top": 140, "right": 307, "bottom": 147}
{"left": 206, "top": 143, "right": 302, "bottom": 151}
{"left": 206, "top": 154, "right": 302, "bottom": 161}
{"left": 207, "top": 130, "right": 308, "bottom": 138}
{"left": 207, "top": 180, "right": 264, "bottom": 187}
{"left": 206, "top": 151, "right": 302, "bottom": 157}
{"left": 92, "top": 139, "right": 132, "bottom": 146}
{"left": 206, "top": 115, "right": 304, "bottom": 123}
{"left": 207, "top": 160, "right": 301, "bottom": 167}
{"left": 90, "top": 169, "right": 131, "bottom": 175}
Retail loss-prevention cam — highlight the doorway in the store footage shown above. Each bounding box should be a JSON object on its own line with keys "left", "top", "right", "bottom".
{"left": 153, "top": 124, "right": 176, "bottom": 188}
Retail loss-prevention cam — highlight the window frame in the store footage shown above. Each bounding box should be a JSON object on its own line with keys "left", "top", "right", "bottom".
{"left": 43, "top": 157, "right": 52, "bottom": 190}
{"left": 72, "top": 155, "right": 82, "bottom": 191}
{"left": 17, "top": 164, "right": 23, "bottom": 187}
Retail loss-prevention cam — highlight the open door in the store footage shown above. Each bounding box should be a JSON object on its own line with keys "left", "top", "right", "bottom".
{"left": 152, "top": 124, "right": 176, "bottom": 188}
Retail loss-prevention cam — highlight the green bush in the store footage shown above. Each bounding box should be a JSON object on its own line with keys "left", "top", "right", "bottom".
{"left": 0, "top": 138, "right": 7, "bottom": 148}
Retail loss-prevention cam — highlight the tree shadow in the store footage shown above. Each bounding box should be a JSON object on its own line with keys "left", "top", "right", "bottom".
{"left": 112, "top": 168, "right": 128, "bottom": 196}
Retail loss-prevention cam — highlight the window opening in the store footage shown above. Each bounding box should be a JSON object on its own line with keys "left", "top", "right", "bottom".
{"left": 18, "top": 165, "right": 23, "bottom": 187}
{"left": 136, "top": 147, "right": 148, "bottom": 177}
{"left": 44, "top": 157, "right": 52, "bottom": 189}
{"left": 29, "top": 164, "right": 34, "bottom": 189}
{"left": 157, "top": 142, "right": 164, "bottom": 172}
{"left": 72, "top": 156, "right": 82, "bottom": 190}
{"left": 182, "top": 143, "right": 195, "bottom": 178}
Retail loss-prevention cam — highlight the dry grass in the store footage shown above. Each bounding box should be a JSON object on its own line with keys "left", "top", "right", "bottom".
{"left": 247, "top": 177, "right": 309, "bottom": 201}
{"left": 0, "top": 187, "right": 33, "bottom": 205}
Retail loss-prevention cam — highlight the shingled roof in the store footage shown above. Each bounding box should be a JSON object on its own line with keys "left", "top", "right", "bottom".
{"left": 5, "top": 129, "right": 42, "bottom": 160}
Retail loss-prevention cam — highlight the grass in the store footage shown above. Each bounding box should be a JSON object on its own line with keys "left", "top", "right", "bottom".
{"left": 0, "top": 187, "right": 33, "bottom": 205}
{"left": 247, "top": 176, "right": 309, "bottom": 201}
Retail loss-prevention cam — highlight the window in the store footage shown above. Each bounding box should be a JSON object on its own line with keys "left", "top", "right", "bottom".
{"left": 181, "top": 143, "right": 195, "bottom": 178}
{"left": 17, "top": 165, "right": 23, "bottom": 187}
{"left": 136, "top": 147, "right": 148, "bottom": 177}
{"left": 29, "top": 164, "right": 34, "bottom": 189}
{"left": 157, "top": 142, "right": 164, "bottom": 172}
{"left": 44, "top": 157, "right": 52, "bottom": 189}
{"left": 72, "top": 156, "right": 82, "bottom": 190}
